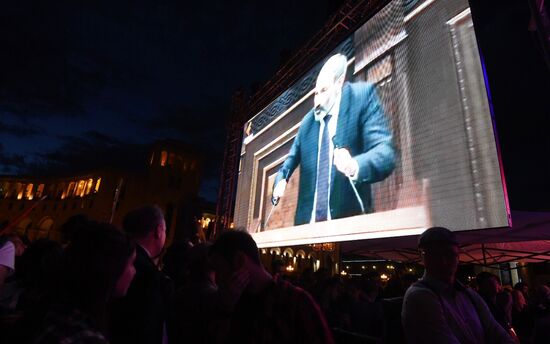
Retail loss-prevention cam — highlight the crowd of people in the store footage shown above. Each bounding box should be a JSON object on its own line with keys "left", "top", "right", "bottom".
{"left": 1, "top": 208, "right": 550, "bottom": 343}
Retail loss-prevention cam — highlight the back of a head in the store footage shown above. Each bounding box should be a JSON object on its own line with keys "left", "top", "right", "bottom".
{"left": 61, "top": 214, "right": 90, "bottom": 244}
{"left": 162, "top": 240, "right": 193, "bottom": 286}
{"left": 532, "top": 285, "right": 550, "bottom": 308}
{"left": 210, "top": 229, "right": 260, "bottom": 265}
{"left": 476, "top": 271, "right": 498, "bottom": 286}
{"left": 61, "top": 222, "right": 135, "bottom": 310}
{"left": 361, "top": 277, "right": 380, "bottom": 295}
{"left": 418, "top": 226, "right": 458, "bottom": 251}
{"left": 271, "top": 259, "right": 284, "bottom": 273}
{"left": 514, "top": 282, "right": 527, "bottom": 290}
{"left": 187, "top": 243, "right": 213, "bottom": 279}
{"left": 19, "top": 239, "right": 63, "bottom": 288}
{"left": 123, "top": 205, "right": 164, "bottom": 239}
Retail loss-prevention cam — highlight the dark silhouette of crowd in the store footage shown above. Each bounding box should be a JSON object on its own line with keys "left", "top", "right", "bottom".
{"left": 2, "top": 213, "right": 550, "bottom": 343}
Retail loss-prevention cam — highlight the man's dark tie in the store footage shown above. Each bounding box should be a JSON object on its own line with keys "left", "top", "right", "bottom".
{"left": 315, "top": 114, "right": 332, "bottom": 222}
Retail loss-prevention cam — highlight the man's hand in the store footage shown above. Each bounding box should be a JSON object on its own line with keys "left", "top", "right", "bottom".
{"left": 272, "top": 180, "right": 287, "bottom": 205}
{"left": 334, "top": 148, "right": 358, "bottom": 178}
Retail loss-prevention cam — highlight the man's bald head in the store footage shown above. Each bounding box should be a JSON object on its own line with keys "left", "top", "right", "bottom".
{"left": 314, "top": 54, "right": 348, "bottom": 116}
{"left": 318, "top": 54, "right": 348, "bottom": 84}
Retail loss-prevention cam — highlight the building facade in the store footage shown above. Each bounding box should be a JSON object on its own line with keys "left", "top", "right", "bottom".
{"left": 0, "top": 140, "right": 201, "bottom": 245}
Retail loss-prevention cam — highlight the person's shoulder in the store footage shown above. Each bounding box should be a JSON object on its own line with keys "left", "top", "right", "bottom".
{"left": 298, "top": 111, "right": 315, "bottom": 128}
{"left": 295, "top": 111, "right": 316, "bottom": 140}
{"left": 273, "top": 279, "right": 306, "bottom": 298}
{"left": 0, "top": 240, "right": 15, "bottom": 270}
{"left": 0, "top": 240, "right": 15, "bottom": 253}
{"left": 404, "top": 280, "right": 439, "bottom": 302}
{"left": 346, "top": 81, "right": 376, "bottom": 95}
{"left": 276, "top": 279, "right": 320, "bottom": 311}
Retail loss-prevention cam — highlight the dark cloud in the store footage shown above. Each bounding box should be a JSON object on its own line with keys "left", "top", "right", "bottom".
{"left": 0, "top": 2, "right": 152, "bottom": 120}
{"left": 137, "top": 100, "right": 228, "bottom": 179}
{"left": 0, "top": 119, "right": 40, "bottom": 138}
{"left": 0, "top": 143, "right": 27, "bottom": 174}
{"left": 27, "top": 131, "right": 148, "bottom": 177}
{"left": 0, "top": 0, "right": 336, "bottom": 202}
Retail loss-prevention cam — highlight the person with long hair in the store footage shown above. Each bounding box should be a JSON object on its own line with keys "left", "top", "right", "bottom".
{"left": 32, "top": 222, "right": 136, "bottom": 344}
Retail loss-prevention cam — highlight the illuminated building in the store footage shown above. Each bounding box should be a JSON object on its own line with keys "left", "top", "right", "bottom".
{"left": 259, "top": 243, "right": 340, "bottom": 276}
{"left": 0, "top": 140, "right": 201, "bottom": 245}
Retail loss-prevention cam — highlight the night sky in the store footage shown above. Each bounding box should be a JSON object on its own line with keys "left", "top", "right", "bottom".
{"left": 0, "top": 0, "right": 337, "bottom": 201}
{"left": 1, "top": 1, "right": 549, "bottom": 209}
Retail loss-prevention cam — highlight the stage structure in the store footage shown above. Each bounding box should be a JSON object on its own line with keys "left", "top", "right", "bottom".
{"left": 214, "top": 0, "right": 384, "bottom": 237}
{"left": 218, "top": 0, "right": 511, "bottom": 248}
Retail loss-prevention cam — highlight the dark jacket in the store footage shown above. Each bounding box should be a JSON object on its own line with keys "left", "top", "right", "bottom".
{"left": 274, "top": 81, "right": 395, "bottom": 225}
{"left": 110, "top": 245, "right": 174, "bottom": 344}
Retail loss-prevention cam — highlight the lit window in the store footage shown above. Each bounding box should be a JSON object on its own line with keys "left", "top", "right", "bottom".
{"left": 16, "top": 183, "right": 24, "bottom": 200}
{"left": 85, "top": 179, "right": 93, "bottom": 195}
{"left": 59, "top": 183, "right": 67, "bottom": 199}
{"left": 160, "top": 151, "right": 168, "bottom": 167}
{"left": 25, "top": 184, "right": 34, "bottom": 200}
{"left": 67, "top": 182, "right": 76, "bottom": 197}
{"left": 36, "top": 184, "right": 45, "bottom": 198}
{"left": 1, "top": 182, "right": 9, "bottom": 198}
{"left": 76, "top": 180, "right": 86, "bottom": 197}
{"left": 94, "top": 178, "right": 101, "bottom": 193}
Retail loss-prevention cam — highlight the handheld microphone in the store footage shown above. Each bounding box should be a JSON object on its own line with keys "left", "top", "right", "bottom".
{"left": 332, "top": 136, "right": 365, "bottom": 214}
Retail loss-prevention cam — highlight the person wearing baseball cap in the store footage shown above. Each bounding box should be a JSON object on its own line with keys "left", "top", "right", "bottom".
{"left": 402, "top": 227, "right": 515, "bottom": 344}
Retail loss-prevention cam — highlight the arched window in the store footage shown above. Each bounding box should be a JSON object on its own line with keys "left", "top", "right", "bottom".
{"left": 0, "top": 182, "right": 9, "bottom": 198}
{"left": 85, "top": 179, "right": 93, "bottom": 195}
{"left": 269, "top": 248, "right": 281, "bottom": 256}
{"left": 160, "top": 151, "right": 168, "bottom": 167}
{"left": 283, "top": 248, "right": 294, "bottom": 258}
{"left": 94, "top": 178, "right": 102, "bottom": 193}
{"left": 36, "top": 184, "right": 45, "bottom": 198}
{"left": 66, "top": 182, "right": 76, "bottom": 198}
{"left": 16, "top": 183, "right": 24, "bottom": 200}
{"left": 16, "top": 218, "right": 32, "bottom": 236}
{"left": 76, "top": 180, "right": 86, "bottom": 197}
{"left": 37, "top": 217, "right": 54, "bottom": 239}
{"left": 25, "top": 183, "right": 34, "bottom": 200}
{"left": 58, "top": 183, "right": 67, "bottom": 199}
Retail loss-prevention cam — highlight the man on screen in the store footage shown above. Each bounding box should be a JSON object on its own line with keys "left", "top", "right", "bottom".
{"left": 271, "top": 53, "right": 395, "bottom": 225}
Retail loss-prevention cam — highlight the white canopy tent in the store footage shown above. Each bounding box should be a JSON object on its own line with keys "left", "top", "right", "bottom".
{"left": 341, "top": 211, "right": 550, "bottom": 265}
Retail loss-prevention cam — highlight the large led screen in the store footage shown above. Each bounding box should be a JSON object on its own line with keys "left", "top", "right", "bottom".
{"left": 234, "top": 0, "right": 510, "bottom": 248}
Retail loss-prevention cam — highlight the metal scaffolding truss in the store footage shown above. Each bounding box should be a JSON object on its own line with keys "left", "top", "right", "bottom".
{"left": 213, "top": 90, "right": 246, "bottom": 238}
{"left": 214, "top": 0, "right": 389, "bottom": 236}
{"left": 247, "top": 0, "right": 388, "bottom": 117}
